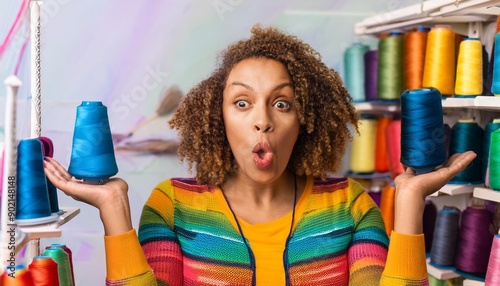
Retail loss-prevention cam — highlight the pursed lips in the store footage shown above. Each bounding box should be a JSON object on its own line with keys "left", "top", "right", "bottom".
{"left": 252, "top": 141, "right": 273, "bottom": 168}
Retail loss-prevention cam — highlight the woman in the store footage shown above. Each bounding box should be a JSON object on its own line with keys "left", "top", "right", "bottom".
{"left": 44, "top": 26, "right": 476, "bottom": 285}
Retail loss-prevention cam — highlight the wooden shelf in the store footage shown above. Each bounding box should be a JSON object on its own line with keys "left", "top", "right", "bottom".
{"left": 473, "top": 187, "right": 500, "bottom": 202}
{"left": 442, "top": 97, "right": 475, "bottom": 108}
{"left": 473, "top": 96, "right": 500, "bottom": 111}
{"left": 442, "top": 96, "right": 500, "bottom": 110}
{"left": 356, "top": 96, "right": 500, "bottom": 113}
{"left": 14, "top": 207, "right": 80, "bottom": 253}
{"left": 463, "top": 279, "right": 485, "bottom": 286}
{"left": 429, "top": 184, "right": 477, "bottom": 197}
{"left": 354, "top": 0, "right": 500, "bottom": 36}
{"left": 354, "top": 101, "right": 400, "bottom": 114}
{"left": 427, "top": 259, "right": 461, "bottom": 280}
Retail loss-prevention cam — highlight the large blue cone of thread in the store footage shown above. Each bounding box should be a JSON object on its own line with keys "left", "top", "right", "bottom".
{"left": 16, "top": 138, "right": 57, "bottom": 224}
{"left": 68, "top": 101, "right": 118, "bottom": 182}
{"left": 400, "top": 87, "right": 447, "bottom": 174}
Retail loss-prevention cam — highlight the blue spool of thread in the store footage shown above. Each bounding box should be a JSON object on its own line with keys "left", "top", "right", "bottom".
{"left": 400, "top": 88, "right": 447, "bottom": 174}
{"left": 449, "top": 120, "right": 483, "bottom": 184}
{"left": 16, "top": 139, "right": 58, "bottom": 225}
{"left": 430, "top": 206, "right": 461, "bottom": 267}
{"left": 68, "top": 101, "right": 118, "bottom": 184}
{"left": 491, "top": 33, "right": 500, "bottom": 95}
{"left": 344, "top": 43, "right": 369, "bottom": 102}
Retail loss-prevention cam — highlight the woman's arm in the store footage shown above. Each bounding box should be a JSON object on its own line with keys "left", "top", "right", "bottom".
{"left": 393, "top": 151, "right": 477, "bottom": 234}
{"left": 43, "top": 157, "right": 133, "bottom": 236}
{"left": 44, "top": 158, "right": 184, "bottom": 285}
{"left": 379, "top": 151, "right": 477, "bottom": 285}
{"left": 43, "top": 158, "right": 159, "bottom": 285}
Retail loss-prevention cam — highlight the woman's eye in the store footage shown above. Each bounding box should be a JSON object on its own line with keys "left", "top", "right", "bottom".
{"left": 235, "top": 100, "right": 248, "bottom": 108}
{"left": 274, "top": 100, "right": 291, "bottom": 110}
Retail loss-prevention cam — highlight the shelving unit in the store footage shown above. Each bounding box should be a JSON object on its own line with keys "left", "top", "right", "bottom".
{"left": 354, "top": 0, "right": 500, "bottom": 36}
{"left": 354, "top": 0, "right": 499, "bottom": 283}
{"left": 1, "top": 1, "right": 80, "bottom": 268}
{"left": 14, "top": 208, "right": 80, "bottom": 254}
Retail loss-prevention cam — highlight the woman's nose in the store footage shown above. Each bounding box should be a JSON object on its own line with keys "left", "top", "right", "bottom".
{"left": 254, "top": 107, "right": 273, "bottom": 133}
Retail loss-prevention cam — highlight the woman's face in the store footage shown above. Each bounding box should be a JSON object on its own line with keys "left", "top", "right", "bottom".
{"left": 222, "top": 58, "right": 300, "bottom": 183}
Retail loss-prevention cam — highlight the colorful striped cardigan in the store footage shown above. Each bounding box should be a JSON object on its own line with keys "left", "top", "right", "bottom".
{"left": 104, "top": 176, "right": 428, "bottom": 285}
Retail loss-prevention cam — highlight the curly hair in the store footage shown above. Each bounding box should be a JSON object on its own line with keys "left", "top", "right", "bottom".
{"left": 169, "top": 25, "right": 358, "bottom": 186}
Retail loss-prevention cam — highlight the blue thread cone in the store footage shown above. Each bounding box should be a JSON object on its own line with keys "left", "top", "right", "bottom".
{"left": 68, "top": 101, "right": 118, "bottom": 181}
{"left": 449, "top": 121, "right": 483, "bottom": 184}
{"left": 430, "top": 206, "right": 460, "bottom": 267}
{"left": 16, "top": 139, "right": 53, "bottom": 221}
{"left": 400, "top": 88, "right": 447, "bottom": 174}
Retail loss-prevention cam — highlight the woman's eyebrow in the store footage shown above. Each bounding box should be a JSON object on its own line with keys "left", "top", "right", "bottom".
{"left": 228, "top": 82, "right": 293, "bottom": 91}
{"left": 229, "top": 81, "right": 253, "bottom": 90}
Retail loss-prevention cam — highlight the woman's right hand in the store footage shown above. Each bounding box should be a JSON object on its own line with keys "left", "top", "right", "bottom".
{"left": 44, "top": 157, "right": 133, "bottom": 236}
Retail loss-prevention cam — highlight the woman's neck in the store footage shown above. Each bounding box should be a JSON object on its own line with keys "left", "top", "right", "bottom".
{"left": 220, "top": 171, "right": 306, "bottom": 224}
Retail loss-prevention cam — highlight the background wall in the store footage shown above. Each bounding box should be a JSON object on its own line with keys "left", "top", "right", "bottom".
{"left": 0, "top": 0, "right": 420, "bottom": 284}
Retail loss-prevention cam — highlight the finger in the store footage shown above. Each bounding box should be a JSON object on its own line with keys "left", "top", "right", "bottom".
{"left": 440, "top": 152, "right": 465, "bottom": 168}
{"left": 422, "top": 151, "right": 476, "bottom": 190}
{"left": 45, "top": 170, "right": 100, "bottom": 205}
{"left": 44, "top": 162, "right": 68, "bottom": 185}
{"left": 44, "top": 157, "right": 72, "bottom": 180}
{"left": 441, "top": 151, "right": 476, "bottom": 174}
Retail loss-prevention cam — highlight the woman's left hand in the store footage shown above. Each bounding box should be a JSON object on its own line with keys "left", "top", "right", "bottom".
{"left": 393, "top": 151, "right": 477, "bottom": 234}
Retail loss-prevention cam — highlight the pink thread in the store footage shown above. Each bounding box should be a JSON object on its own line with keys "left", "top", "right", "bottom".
{"left": 0, "top": 0, "right": 30, "bottom": 60}
{"left": 38, "top": 137, "right": 54, "bottom": 157}
{"left": 485, "top": 234, "right": 500, "bottom": 285}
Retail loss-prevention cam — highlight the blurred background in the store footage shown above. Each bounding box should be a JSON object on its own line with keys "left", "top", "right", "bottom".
{"left": 0, "top": 0, "right": 419, "bottom": 284}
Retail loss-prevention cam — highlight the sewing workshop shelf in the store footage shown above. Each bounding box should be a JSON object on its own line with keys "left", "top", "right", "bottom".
{"left": 353, "top": 101, "right": 400, "bottom": 115}
{"left": 354, "top": 0, "right": 499, "bottom": 37}
{"left": 442, "top": 96, "right": 500, "bottom": 111}
{"left": 473, "top": 187, "right": 500, "bottom": 203}
{"left": 463, "top": 279, "right": 485, "bottom": 286}
{"left": 354, "top": 96, "right": 500, "bottom": 113}
{"left": 429, "top": 184, "right": 478, "bottom": 197}
{"left": 14, "top": 207, "right": 80, "bottom": 253}
{"left": 426, "top": 259, "right": 461, "bottom": 280}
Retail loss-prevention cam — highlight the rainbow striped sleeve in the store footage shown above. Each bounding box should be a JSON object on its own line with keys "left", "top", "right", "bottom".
{"left": 347, "top": 178, "right": 390, "bottom": 284}
{"left": 138, "top": 180, "right": 184, "bottom": 285}
{"left": 347, "top": 179, "right": 428, "bottom": 285}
